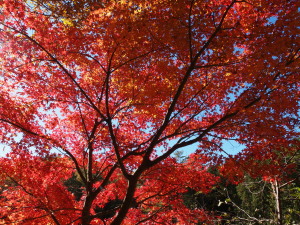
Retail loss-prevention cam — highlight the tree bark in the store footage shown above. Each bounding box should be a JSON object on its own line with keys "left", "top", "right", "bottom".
{"left": 272, "top": 179, "right": 283, "bottom": 225}
{"left": 110, "top": 175, "right": 139, "bottom": 225}
{"left": 81, "top": 193, "right": 94, "bottom": 225}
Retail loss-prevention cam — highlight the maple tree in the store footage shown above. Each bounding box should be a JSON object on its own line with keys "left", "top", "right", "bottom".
{"left": 0, "top": 0, "right": 299, "bottom": 224}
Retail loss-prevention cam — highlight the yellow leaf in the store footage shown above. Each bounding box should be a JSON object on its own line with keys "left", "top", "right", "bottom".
{"left": 61, "top": 18, "right": 73, "bottom": 26}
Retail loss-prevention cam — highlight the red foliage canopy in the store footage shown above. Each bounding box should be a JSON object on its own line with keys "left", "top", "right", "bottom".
{"left": 0, "top": 0, "right": 299, "bottom": 224}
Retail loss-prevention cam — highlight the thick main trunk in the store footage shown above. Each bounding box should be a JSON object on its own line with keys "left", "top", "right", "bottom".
{"left": 110, "top": 176, "right": 139, "bottom": 225}
{"left": 81, "top": 193, "right": 95, "bottom": 225}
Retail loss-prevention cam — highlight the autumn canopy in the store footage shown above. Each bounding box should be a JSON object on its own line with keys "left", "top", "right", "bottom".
{"left": 0, "top": 0, "right": 299, "bottom": 224}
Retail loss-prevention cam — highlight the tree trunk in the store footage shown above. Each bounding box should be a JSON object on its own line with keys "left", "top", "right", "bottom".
{"left": 110, "top": 176, "right": 139, "bottom": 225}
{"left": 81, "top": 193, "right": 94, "bottom": 225}
{"left": 272, "top": 179, "right": 283, "bottom": 225}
